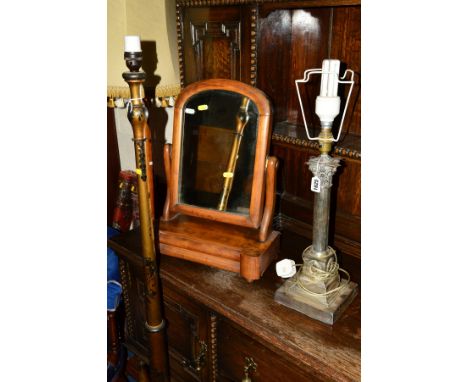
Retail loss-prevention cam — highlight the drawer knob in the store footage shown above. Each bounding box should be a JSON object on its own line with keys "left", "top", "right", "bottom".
{"left": 242, "top": 356, "right": 257, "bottom": 382}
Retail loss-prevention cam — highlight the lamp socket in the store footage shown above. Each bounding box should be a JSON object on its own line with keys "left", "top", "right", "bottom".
{"left": 315, "top": 96, "right": 341, "bottom": 124}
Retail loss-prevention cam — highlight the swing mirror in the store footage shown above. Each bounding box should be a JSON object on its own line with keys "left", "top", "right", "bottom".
{"left": 167, "top": 79, "right": 272, "bottom": 229}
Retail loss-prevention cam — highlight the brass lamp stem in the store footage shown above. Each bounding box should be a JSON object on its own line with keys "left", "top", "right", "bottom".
{"left": 318, "top": 122, "right": 333, "bottom": 156}
{"left": 217, "top": 97, "right": 251, "bottom": 211}
{"left": 123, "top": 51, "right": 169, "bottom": 382}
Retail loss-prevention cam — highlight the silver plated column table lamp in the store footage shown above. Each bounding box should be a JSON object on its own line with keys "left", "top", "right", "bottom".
{"left": 274, "top": 59, "right": 358, "bottom": 325}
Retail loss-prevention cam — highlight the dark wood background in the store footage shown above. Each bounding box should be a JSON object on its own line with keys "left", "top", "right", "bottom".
{"left": 176, "top": 0, "right": 361, "bottom": 283}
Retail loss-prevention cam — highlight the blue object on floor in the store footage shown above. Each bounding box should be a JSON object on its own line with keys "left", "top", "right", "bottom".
{"left": 107, "top": 281, "right": 122, "bottom": 312}
{"left": 108, "top": 227, "right": 121, "bottom": 282}
{"left": 107, "top": 227, "right": 123, "bottom": 311}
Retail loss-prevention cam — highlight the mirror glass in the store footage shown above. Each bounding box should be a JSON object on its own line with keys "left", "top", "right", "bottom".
{"left": 179, "top": 89, "right": 259, "bottom": 215}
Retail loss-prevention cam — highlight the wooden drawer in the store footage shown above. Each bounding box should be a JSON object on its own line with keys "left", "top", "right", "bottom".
{"left": 164, "top": 285, "right": 212, "bottom": 382}
{"left": 217, "top": 319, "right": 320, "bottom": 382}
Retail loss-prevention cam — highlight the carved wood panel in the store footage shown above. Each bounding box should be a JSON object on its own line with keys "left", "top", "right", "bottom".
{"left": 180, "top": 6, "right": 256, "bottom": 86}
{"left": 191, "top": 20, "right": 241, "bottom": 80}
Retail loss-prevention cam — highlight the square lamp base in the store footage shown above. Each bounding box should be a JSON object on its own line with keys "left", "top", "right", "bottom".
{"left": 274, "top": 279, "right": 358, "bottom": 325}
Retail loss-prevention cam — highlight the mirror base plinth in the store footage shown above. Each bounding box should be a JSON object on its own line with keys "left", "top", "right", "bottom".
{"left": 159, "top": 215, "right": 279, "bottom": 282}
{"left": 274, "top": 279, "right": 358, "bottom": 325}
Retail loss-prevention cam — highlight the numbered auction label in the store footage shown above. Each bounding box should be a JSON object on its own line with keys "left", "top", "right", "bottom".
{"left": 311, "top": 176, "right": 321, "bottom": 193}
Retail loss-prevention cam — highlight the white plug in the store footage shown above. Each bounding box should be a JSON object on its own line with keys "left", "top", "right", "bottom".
{"left": 276, "top": 259, "right": 297, "bottom": 278}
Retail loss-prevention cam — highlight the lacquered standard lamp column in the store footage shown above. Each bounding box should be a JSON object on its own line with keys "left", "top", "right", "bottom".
{"left": 122, "top": 35, "right": 169, "bottom": 381}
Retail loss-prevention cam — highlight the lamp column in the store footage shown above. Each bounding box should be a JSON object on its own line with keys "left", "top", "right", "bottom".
{"left": 123, "top": 36, "right": 169, "bottom": 381}
{"left": 274, "top": 60, "right": 357, "bottom": 325}
{"left": 305, "top": 140, "right": 341, "bottom": 275}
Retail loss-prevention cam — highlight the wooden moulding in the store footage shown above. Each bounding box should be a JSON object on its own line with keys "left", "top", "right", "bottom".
{"left": 176, "top": 0, "right": 361, "bottom": 7}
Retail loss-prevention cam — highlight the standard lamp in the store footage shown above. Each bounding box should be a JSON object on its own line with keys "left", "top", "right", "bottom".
{"left": 274, "top": 59, "right": 358, "bottom": 325}
{"left": 122, "top": 35, "right": 169, "bottom": 381}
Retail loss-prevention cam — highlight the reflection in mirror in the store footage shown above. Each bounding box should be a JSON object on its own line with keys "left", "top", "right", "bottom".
{"left": 179, "top": 90, "right": 259, "bottom": 215}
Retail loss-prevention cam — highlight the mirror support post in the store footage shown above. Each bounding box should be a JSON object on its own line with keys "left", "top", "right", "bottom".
{"left": 259, "top": 156, "right": 278, "bottom": 242}
{"left": 162, "top": 143, "right": 175, "bottom": 222}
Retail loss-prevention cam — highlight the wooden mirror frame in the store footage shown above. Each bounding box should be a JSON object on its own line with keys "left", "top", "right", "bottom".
{"left": 167, "top": 79, "right": 272, "bottom": 229}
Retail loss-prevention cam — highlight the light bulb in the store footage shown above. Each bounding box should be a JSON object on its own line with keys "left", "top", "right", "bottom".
{"left": 124, "top": 36, "right": 142, "bottom": 53}
{"left": 315, "top": 59, "right": 341, "bottom": 124}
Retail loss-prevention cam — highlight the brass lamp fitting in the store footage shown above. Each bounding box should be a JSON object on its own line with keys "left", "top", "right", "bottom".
{"left": 318, "top": 122, "right": 334, "bottom": 155}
